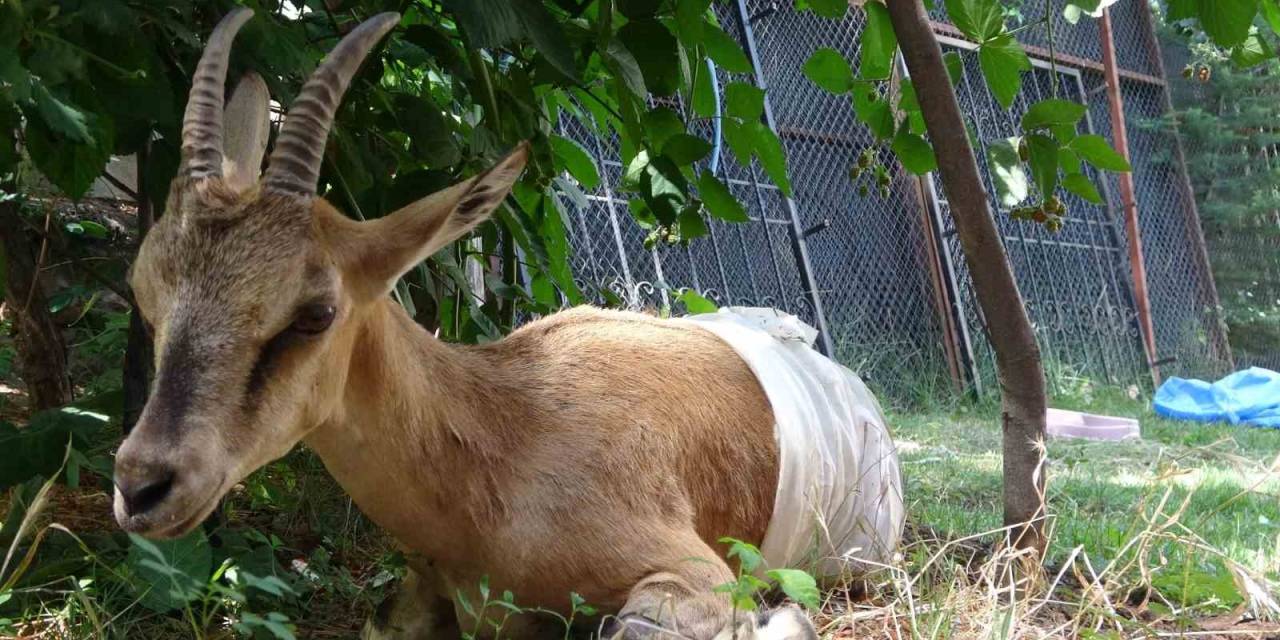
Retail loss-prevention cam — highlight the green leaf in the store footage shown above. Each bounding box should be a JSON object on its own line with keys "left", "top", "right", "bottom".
{"left": 891, "top": 129, "right": 937, "bottom": 175}
{"left": 74, "top": 220, "right": 109, "bottom": 239}
{"left": 1198, "top": 0, "right": 1257, "bottom": 48}
{"left": 676, "top": 289, "right": 718, "bottom": 313}
{"left": 803, "top": 48, "right": 854, "bottom": 94}
{"left": 675, "top": 0, "right": 714, "bottom": 45}
{"left": 945, "top": 0, "right": 1006, "bottom": 41}
{"left": 858, "top": 2, "right": 898, "bottom": 80}
{"left": 403, "top": 24, "right": 470, "bottom": 78}
{"left": 1058, "top": 147, "right": 1082, "bottom": 174}
{"left": 236, "top": 611, "right": 296, "bottom": 640}
{"left": 766, "top": 568, "right": 820, "bottom": 610}
{"left": 702, "top": 22, "right": 752, "bottom": 74}
{"left": 616, "top": 18, "right": 680, "bottom": 95}
{"left": 899, "top": 81, "right": 920, "bottom": 113}
{"left": 677, "top": 206, "right": 709, "bottom": 241}
{"left": 987, "top": 137, "right": 1029, "bottom": 207}
{"left": 1231, "top": 27, "right": 1275, "bottom": 67}
{"left": 852, "top": 87, "right": 895, "bottom": 140}
{"left": 663, "top": 134, "right": 713, "bottom": 165}
{"left": 25, "top": 112, "right": 115, "bottom": 200}
{"left": 697, "top": 170, "right": 748, "bottom": 222}
{"left": 751, "top": 123, "right": 793, "bottom": 196}
{"left": 1062, "top": 1, "right": 1094, "bottom": 24}
{"left": 1020, "top": 99, "right": 1087, "bottom": 131}
{"left": 619, "top": 0, "right": 662, "bottom": 18}
{"left": 550, "top": 135, "right": 600, "bottom": 189}
{"left": 1025, "top": 133, "right": 1059, "bottom": 198}
{"left": 644, "top": 107, "right": 685, "bottom": 150}
{"left": 447, "top": 0, "right": 576, "bottom": 79}
{"left": 623, "top": 149, "right": 651, "bottom": 189}
{"left": 25, "top": 38, "right": 83, "bottom": 86}
{"left": 805, "top": 0, "right": 849, "bottom": 19}
{"left": 692, "top": 56, "right": 716, "bottom": 117}
{"left": 1051, "top": 123, "right": 1078, "bottom": 145}
{"left": 720, "top": 537, "right": 764, "bottom": 574}
{"left": 530, "top": 273, "right": 557, "bottom": 307}
{"left": 0, "top": 406, "right": 106, "bottom": 490}
{"left": 943, "top": 51, "right": 964, "bottom": 85}
{"left": 1062, "top": 172, "right": 1103, "bottom": 204}
{"left": 1069, "top": 134, "right": 1131, "bottom": 171}
{"left": 725, "top": 82, "right": 766, "bottom": 121}
{"left": 456, "top": 589, "right": 476, "bottom": 617}
{"left": 127, "top": 530, "right": 212, "bottom": 613}
{"left": 543, "top": 193, "right": 585, "bottom": 303}
{"left": 0, "top": 50, "right": 32, "bottom": 102}
{"left": 1062, "top": 0, "right": 1119, "bottom": 23}
{"left": 722, "top": 119, "right": 755, "bottom": 166}
{"left": 978, "top": 35, "right": 1031, "bottom": 109}
{"left": 642, "top": 155, "right": 688, "bottom": 223}
{"left": 1262, "top": 0, "right": 1280, "bottom": 37}
{"left": 604, "top": 39, "right": 647, "bottom": 98}
{"left": 31, "top": 83, "right": 93, "bottom": 143}
{"left": 1166, "top": 0, "right": 1196, "bottom": 20}
{"left": 393, "top": 94, "right": 459, "bottom": 168}
{"left": 619, "top": 18, "right": 681, "bottom": 96}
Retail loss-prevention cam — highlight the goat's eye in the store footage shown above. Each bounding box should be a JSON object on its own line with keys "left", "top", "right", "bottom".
{"left": 290, "top": 304, "right": 335, "bottom": 334}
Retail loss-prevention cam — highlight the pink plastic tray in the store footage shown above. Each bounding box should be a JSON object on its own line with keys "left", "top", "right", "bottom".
{"left": 1046, "top": 408, "right": 1140, "bottom": 441}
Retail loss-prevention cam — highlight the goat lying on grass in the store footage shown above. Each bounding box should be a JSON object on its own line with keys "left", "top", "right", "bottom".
{"left": 112, "top": 10, "right": 903, "bottom": 639}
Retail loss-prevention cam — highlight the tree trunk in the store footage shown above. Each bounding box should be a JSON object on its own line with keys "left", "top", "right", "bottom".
{"left": 122, "top": 142, "right": 155, "bottom": 435}
{"left": 885, "top": 0, "right": 1048, "bottom": 555}
{"left": 0, "top": 193, "right": 73, "bottom": 411}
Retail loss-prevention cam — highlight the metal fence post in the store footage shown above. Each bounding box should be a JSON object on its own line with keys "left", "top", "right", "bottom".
{"left": 1100, "top": 7, "right": 1162, "bottom": 388}
{"left": 732, "top": 0, "right": 836, "bottom": 357}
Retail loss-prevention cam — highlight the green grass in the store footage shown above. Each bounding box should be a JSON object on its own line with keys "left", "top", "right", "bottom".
{"left": 892, "top": 387, "right": 1280, "bottom": 617}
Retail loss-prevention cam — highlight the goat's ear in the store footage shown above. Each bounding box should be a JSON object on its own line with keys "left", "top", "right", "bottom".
{"left": 339, "top": 142, "right": 530, "bottom": 301}
{"left": 221, "top": 72, "right": 270, "bottom": 192}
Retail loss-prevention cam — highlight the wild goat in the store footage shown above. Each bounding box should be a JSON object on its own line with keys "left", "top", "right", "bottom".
{"left": 112, "top": 10, "right": 903, "bottom": 639}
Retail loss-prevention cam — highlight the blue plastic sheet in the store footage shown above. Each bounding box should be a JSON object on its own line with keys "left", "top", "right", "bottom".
{"left": 1153, "top": 367, "right": 1280, "bottom": 429}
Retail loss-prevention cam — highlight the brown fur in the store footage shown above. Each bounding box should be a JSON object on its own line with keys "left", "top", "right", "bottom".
{"left": 311, "top": 297, "right": 779, "bottom": 619}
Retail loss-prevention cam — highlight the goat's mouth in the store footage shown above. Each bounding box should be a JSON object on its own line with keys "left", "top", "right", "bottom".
{"left": 113, "top": 473, "right": 228, "bottom": 539}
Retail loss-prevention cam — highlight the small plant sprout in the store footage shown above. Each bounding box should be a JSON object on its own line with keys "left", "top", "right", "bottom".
{"left": 715, "top": 537, "right": 821, "bottom": 617}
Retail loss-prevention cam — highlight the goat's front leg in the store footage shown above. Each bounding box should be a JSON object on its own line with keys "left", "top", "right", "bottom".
{"left": 362, "top": 566, "right": 460, "bottom": 640}
{"left": 604, "top": 533, "right": 816, "bottom": 640}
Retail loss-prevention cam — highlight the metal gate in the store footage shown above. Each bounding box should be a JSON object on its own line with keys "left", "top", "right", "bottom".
{"left": 921, "top": 43, "right": 1147, "bottom": 392}
{"left": 552, "top": 0, "right": 1231, "bottom": 400}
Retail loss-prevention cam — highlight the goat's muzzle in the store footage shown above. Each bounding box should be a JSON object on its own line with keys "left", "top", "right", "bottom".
{"left": 113, "top": 436, "right": 227, "bottom": 539}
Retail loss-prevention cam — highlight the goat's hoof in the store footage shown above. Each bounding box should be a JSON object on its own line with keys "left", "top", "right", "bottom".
{"left": 754, "top": 605, "right": 817, "bottom": 640}
{"left": 600, "top": 613, "right": 671, "bottom": 638}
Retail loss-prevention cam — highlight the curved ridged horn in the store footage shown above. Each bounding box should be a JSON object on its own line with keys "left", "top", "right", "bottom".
{"left": 263, "top": 12, "right": 400, "bottom": 196}
{"left": 181, "top": 7, "right": 254, "bottom": 179}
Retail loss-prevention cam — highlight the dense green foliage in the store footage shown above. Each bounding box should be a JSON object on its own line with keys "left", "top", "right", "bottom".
{"left": 0, "top": 0, "right": 818, "bottom": 342}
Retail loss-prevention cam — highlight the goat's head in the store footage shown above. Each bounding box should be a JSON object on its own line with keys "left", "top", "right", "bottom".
{"left": 113, "top": 9, "right": 528, "bottom": 538}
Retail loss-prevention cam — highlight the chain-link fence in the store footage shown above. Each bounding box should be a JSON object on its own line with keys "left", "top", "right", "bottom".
{"left": 549, "top": 0, "right": 1230, "bottom": 401}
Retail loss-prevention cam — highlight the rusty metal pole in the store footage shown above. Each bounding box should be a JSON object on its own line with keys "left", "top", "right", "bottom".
{"left": 1100, "top": 7, "right": 1161, "bottom": 388}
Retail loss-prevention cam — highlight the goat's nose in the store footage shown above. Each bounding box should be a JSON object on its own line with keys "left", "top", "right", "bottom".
{"left": 115, "top": 464, "right": 177, "bottom": 517}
